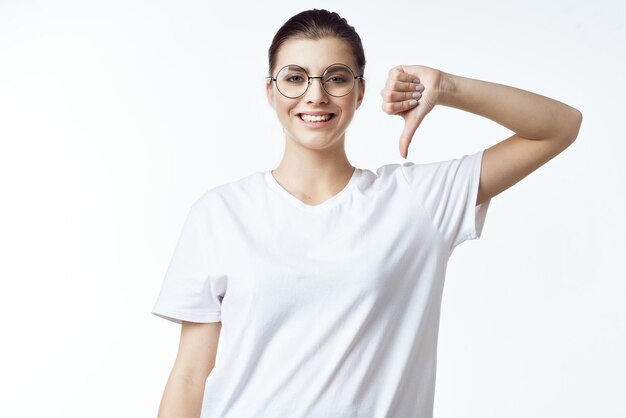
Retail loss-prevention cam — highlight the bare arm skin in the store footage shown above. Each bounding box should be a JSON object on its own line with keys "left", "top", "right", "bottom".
{"left": 381, "top": 65, "right": 583, "bottom": 204}
{"left": 157, "top": 321, "right": 222, "bottom": 418}
{"left": 439, "top": 72, "right": 582, "bottom": 206}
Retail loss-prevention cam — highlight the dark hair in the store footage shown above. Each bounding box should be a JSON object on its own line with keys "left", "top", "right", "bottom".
{"left": 267, "top": 9, "right": 366, "bottom": 78}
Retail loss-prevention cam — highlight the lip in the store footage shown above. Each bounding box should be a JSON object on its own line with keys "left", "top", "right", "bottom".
{"left": 295, "top": 112, "right": 336, "bottom": 128}
{"left": 297, "top": 111, "right": 335, "bottom": 116}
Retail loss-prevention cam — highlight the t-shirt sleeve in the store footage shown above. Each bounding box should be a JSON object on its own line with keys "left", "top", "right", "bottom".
{"left": 400, "top": 149, "right": 491, "bottom": 252}
{"left": 152, "top": 201, "right": 224, "bottom": 324}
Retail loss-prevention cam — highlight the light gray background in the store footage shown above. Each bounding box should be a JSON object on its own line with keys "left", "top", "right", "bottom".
{"left": 1, "top": 1, "right": 624, "bottom": 417}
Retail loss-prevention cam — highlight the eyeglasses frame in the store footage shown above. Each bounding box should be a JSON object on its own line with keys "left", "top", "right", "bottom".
{"left": 266, "top": 62, "right": 364, "bottom": 98}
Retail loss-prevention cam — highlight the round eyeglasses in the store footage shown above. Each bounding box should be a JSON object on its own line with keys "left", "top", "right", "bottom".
{"left": 266, "top": 63, "right": 364, "bottom": 98}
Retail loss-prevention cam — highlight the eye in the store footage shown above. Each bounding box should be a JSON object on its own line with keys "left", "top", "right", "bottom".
{"left": 287, "top": 75, "right": 305, "bottom": 82}
{"left": 326, "top": 76, "right": 347, "bottom": 83}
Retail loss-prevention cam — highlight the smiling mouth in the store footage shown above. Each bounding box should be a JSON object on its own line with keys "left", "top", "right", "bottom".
{"left": 297, "top": 113, "right": 335, "bottom": 122}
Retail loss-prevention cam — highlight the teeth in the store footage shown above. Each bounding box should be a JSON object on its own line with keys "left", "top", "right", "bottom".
{"left": 300, "top": 113, "right": 332, "bottom": 122}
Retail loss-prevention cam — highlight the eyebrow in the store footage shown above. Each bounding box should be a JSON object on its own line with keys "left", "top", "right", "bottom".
{"left": 285, "top": 65, "right": 307, "bottom": 71}
{"left": 284, "top": 64, "right": 353, "bottom": 73}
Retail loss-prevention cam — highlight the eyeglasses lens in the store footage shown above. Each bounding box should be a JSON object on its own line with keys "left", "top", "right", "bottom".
{"left": 276, "top": 65, "right": 355, "bottom": 98}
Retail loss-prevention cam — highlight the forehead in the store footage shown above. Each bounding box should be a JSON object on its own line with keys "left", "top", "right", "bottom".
{"left": 274, "top": 37, "right": 356, "bottom": 74}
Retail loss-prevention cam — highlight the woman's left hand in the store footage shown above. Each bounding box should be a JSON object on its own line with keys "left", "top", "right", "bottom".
{"left": 380, "top": 65, "right": 445, "bottom": 158}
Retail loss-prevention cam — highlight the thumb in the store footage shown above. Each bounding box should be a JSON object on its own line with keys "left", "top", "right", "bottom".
{"left": 399, "top": 114, "right": 423, "bottom": 159}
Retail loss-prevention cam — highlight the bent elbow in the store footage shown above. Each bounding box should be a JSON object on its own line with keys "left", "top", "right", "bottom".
{"left": 566, "top": 107, "right": 583, "bottom": 144}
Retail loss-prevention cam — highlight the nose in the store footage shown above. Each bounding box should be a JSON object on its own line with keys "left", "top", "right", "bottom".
{"left": 304, "top": 77, "right": 329, "bottom": 103}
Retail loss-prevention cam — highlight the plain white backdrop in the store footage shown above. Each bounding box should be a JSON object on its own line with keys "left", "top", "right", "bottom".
{"left": 1, "top": 0, "right": 624, "bottom": 417}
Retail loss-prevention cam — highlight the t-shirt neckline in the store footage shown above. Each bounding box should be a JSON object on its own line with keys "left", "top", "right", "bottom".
{"left": 264, "top": 167, "right": 362, "bottom": 211}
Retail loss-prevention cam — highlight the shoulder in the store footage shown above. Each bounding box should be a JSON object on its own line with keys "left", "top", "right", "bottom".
{"left": 192, "top": 171, "right": 266, "bottom": 213}
{"left": 356, "top": 154, "right": 473, "bottom": 192}
{"left": 357, "top": 156, "right": 456, "bottom": 189}
{"left": 400, "top": 150, "right": 485, "bottom": 185}
{"left": 358, "top": 162, "right": 405, "bottom": 186}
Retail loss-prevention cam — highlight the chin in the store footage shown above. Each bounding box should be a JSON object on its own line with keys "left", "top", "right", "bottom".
{"left": 296, "top": 135, "right": 346, "bottom": 150}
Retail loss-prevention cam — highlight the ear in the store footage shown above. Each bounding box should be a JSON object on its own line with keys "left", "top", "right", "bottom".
{"left": 266, "top": 79, "right": 275, "bottom": 109}
{"left": 355, "top": 78, "right": 365, "bottom": 110}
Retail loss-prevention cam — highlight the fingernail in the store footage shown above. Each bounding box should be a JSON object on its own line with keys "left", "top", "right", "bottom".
{"left": 409, "top": 99, "right": 418, "bottom": 106}
{"left": 412, "top": 92, "right": 422, "bottom": 98}
{"left": 413, "top": 79, "right": 420, "bottom": 83}
{"left": 415, "top": 85, "right": 424, "bottom": 91}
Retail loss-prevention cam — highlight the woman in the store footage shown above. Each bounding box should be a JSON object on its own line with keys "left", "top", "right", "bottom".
{"left": 152, "top": 9, "right": 582, "bottom": 418}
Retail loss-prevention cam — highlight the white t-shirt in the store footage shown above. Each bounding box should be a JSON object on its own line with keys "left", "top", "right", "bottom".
{"left": 152, "top": 150, "right": 491, "bottom": 418}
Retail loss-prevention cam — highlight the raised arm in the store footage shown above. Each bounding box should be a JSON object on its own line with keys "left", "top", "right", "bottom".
{"left": 381, "top": 65, "right": 583, "bottom": 205}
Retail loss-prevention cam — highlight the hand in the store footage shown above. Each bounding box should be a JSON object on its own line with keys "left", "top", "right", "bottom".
{"left": 380, "top": 65, "right": 445, "bottom": 158}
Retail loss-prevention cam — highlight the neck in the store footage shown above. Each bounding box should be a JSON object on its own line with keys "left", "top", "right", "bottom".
{"left": 271, "top": 135, "right": 355, "bottom": 200}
